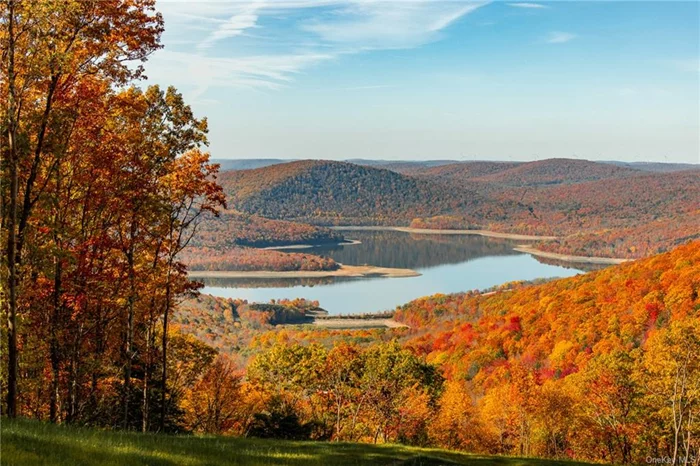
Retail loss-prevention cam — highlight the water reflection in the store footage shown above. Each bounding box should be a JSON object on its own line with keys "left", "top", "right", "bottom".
{"left": 308, "top": 230, "right": 518, "bottom": 269}
{"left": 201, "top": 231, "right": 584, "bottom": 315}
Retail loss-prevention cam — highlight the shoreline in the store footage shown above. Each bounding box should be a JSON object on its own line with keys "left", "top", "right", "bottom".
{"left": 188, "top": 263, "right": 421, "bottom": 279}
{"left": 262, "top": 239, "right": 361, "bottom": 251}
{"left": 331, "top": 226, "right": 557, "bottom": 241}
{"left": 311, "top": 318, "right": 408, "bottom": 329}
{"left": 513, "top": 245, "right": 630, "bottom": 265}
{"left": 331, "top": 225, "right": 631, "bottom": 264}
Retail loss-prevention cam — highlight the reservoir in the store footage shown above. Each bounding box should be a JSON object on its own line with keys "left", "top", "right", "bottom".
{"left": 201, "top": 230, "right": 584, "bottom": 315}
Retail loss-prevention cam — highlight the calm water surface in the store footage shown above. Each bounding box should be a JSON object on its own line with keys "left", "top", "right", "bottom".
{"left": 201, "top": 230, "right": 583, "bottom": 315}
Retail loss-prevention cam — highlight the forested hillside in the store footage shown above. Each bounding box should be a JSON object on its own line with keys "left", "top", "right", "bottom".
{"left": 218, "top": 160, "right": 494, "bottom": 225}
{"left": 413, "top": 169, "right": 700, "bottom": 257}
{"left": 468, "top": 158, "right": 640, "bottom": 188}
{"left": 385, "top": 158, "right": 640, "bottom": 188}
{"left": 215, "top": 158, "right": 699, "bottom": 259}
{"left": 391, "top": 240, "right": 700, "bottom": 462}
{"left": 180, "top": 246, "right": 339, "bottom": 272}
{"left": 498, "top": 170, "right": 700, "bottom": 256}
{"left": 192, "top": 210, "right": 344, "bottom": 249}
{"left": 171, "top": 241, "right": 698, "bottom": 464}
{"left": 182, "top": 210, "right": 343, "bottom": 272}
{"left": 393, "top": 161, "right": 522, "bottom": 180}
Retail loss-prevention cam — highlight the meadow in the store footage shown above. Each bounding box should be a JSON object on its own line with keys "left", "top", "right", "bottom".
{"left": 1, "top": 418, "right": 595, "bottom": 466}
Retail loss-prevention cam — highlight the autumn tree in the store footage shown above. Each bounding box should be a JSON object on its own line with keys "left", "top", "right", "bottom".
{"left": 183, "top": 356, "right": 241, "bottom": 434}
{"left": 0, "top": 0, "right": 163, "bottom": 418}
{"left": 429, "top": 379, "right": 483, "bottom": 451}
{"left": 637, "top": 322, "right": 700, "bottom": 464}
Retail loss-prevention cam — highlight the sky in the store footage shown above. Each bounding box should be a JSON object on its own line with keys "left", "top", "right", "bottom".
{"left": 146, "top": 1, "right": 700, "bottom": 163}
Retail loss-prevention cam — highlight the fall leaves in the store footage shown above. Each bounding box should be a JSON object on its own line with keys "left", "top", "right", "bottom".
{"left": 0, "top": 0, "right": 223, "bottom": 429}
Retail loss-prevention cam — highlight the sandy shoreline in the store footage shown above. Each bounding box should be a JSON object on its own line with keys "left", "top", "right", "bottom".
{"left": 514, "top": 245, "right": 630, "bottom": 265}
{"left": 188, "top": 264, "right": 420, "bottom": 279}
{"left": 331, "top": 226, "right": 557, "bottom": 241}
{"left": 262, "top": 239, "right": 361, "bottom": 250}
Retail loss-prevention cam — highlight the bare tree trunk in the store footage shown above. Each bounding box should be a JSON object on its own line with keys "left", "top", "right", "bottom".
{"left": 66, "top": 325, "right": 81, "bottom": 423}
{"left": 683, "top": 409, "right": 692, "bottom": 466}
{"left": 49, "top": 258, "right": 62, "bottom": 422}
{"left": 5, "top": 0, "right": 19, "bottom": 418}
{"left": 142, "top": 320, "right": 151, "bottom": 432}
{"left": 123, "top": 234, "right": 136, "bottom": 430}
{"left": 159, "top": 268, "right": 172, "bottom": 431}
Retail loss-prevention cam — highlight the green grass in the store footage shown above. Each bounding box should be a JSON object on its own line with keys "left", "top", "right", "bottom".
{"left": 1, "top": 418, "right": 594, "bottom": 466}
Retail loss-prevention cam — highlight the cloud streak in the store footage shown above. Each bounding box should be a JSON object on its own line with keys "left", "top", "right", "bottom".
{"left": 302, "top": 2, "right": 485, "bottom": 50}
{"left": 154, "top": 1, "right": 487, "bottom": 94}
{"left": 147, "top": 49, "right": 334, "bottom": 99}
{"left": 507, "top": 3, "right": 547, "bottom": 8}
{"left": 546, "top": 31, "right": 576, "bottom": 44}
{"left": 197, "top": 2, "right": 262, "bottom": 50}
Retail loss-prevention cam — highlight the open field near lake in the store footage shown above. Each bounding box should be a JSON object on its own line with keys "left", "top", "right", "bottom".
{"left": 1, "top": 418, "right": 598, "bottom": 466}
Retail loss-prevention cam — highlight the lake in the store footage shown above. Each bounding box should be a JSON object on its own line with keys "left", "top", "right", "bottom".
{"left": 201, "top": 230, "right": 584, "bottom": 315}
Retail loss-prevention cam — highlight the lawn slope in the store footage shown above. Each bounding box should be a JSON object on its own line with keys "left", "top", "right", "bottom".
{"left": 1, "top": 418, "right": 596, "bottom": 466}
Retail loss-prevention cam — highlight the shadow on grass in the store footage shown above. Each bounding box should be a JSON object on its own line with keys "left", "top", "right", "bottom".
{"left": 1, "top": 418, "right": 595, "bottom": 466}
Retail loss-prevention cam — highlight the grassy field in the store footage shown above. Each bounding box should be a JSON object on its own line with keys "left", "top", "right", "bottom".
{"left": 1, "top": 418, "right": 595, "bottom": 466}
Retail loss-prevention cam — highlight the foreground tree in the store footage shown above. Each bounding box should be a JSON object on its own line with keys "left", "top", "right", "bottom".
{"left": 1, "top": 0, "right": 163, "bottom": 418}
{"left": 637, "top": 322, "right": 700, "bottom": 464}
{"left": 1, "top": 1, "right": 226, "bottom": 430}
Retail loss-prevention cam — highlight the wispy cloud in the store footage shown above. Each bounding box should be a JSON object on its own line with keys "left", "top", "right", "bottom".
{"left": 302, "top": 2, "right": 485, "bottom": 50}
{"left": 507, "top": 3, "right": 548, "bottom": 9}
{"left": 154, "top": 1, "right": 487, "bottom": 94}
{"left": 546, "top": 31, "right": 576, "bottom": 44}
{"left": 197, "top": 3, "right": 262, "bottom": 50}
{"left": 147, "top": 49, "right": 334, "bottom": 98}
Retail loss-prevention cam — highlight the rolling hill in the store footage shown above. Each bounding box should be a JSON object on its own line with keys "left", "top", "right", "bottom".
{"left": 383, "top": 158, "right": 646, "bottom": 189}
{"left": 605, "top": 161, "right": 700, "bottom": 173}
{"left": 218, "top": 160, "right": 493, "bottom": 225}
{"left": 210, "top": 158, "right": 698, "bottom": 259}
{"left": 467, "top": 158, "right": 641, "bottom": 188}
{"left": 192, "top": 210, "right": 344, "bottom": 249}
{"left": 170, "top": 241, "right": 700, "bottom": 464}
{"left": 403, "top": 161, "right": 699, "bottom": 258}
{"left": 391, "top": 161, "right": 522, "bottom": 181}
{"left": 390, "top": 240, "right": 700, "bottom": 463}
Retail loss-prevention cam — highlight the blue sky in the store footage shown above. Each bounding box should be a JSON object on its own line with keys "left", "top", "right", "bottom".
{"left": 148, "top": 1, "right": 700, "bottom": 163}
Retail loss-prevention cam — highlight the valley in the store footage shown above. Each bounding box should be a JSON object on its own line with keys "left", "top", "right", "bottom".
{"left": 3, "top": 2, "right": 698, "bottom": 465}
{"left": 198, "top": 230, "right": 582, "bottom": 316}
{"left": 196, "top": 158, "right": 698, "bottom": 271}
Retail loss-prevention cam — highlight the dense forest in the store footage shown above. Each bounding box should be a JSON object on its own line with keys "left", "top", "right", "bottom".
{"left": 0, "top": 0, "right": 226, "bottom": 430}
{"left": 181, "top": 246, "right": 339, "bottom": 272}
{"left": 414, "top": 169, "right": 700, "bottom": 257}
{"left": 218, "top": 160, "right": 495, "bottom": 225}
{"left": 192, "top": 210, "right": 344, "bottom": 249}
{"left": 214, "top": 158, "right": 698, "bottom": 259}
{"left": 172, "top": 241, "right": 699, "bottom": 464}
{"left": 181, "top": 209, "right": 342, "bottom": 272}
